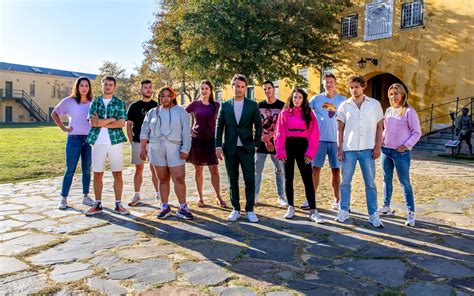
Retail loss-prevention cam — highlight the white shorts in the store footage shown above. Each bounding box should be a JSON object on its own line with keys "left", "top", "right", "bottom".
{"left": 149, "top": 141, "right": 185, "bottom": 168}
{"left": 130, "top": 142, "right": 148, "bottom": 165}
{"left": 92, "top": 143, "right": 124, "bottom": 172}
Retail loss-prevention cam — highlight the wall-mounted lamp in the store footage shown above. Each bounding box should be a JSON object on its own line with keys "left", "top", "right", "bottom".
{"left": 357, "top": 58, "right": 378, "bottom": 69}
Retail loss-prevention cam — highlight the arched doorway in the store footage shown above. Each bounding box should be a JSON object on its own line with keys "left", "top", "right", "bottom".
{"left": 366, "top": 73, "right": 408, "bottom": 110}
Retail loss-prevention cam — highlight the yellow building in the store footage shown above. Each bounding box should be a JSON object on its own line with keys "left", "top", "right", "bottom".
{"left": 0, "top": 62, "right": 96, "bottom": 123}
{"left": 221, "top": 0, "right": 474, "bottom": 134}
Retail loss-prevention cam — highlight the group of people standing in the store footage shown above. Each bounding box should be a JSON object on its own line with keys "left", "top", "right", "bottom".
{"left": 53, "top": 72, "right": 421, "bottom": 228}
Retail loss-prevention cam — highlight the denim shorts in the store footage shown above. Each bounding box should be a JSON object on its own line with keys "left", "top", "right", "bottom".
{"left": 312, "top": 141, "right": 340, "bottom": 168}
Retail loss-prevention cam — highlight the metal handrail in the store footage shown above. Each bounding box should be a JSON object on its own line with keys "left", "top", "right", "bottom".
{"left": 418, "top": 96, "right": 473, "bottom": 135}
{"left": 0, "top": 88, "right": 48, "bottom": 121}
{"left": 417, "top": 96, "right": 473, "bottom": 113}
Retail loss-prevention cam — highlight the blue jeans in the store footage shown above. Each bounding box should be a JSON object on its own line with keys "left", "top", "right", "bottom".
{"left": 61, "top": 135, "right": 92, "bottom": 197}
{"left": 340, "top": 149, "right": 378, "bottom": 215}
{"left": 255, "top": 152, "right": 285, "bottom": 197}
{"left": 381, "top": 147, "right": 415, "bottom": 212}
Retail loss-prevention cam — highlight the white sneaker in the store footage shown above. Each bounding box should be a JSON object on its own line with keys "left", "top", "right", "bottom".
{"left": 277, "top": 196, "right": 289, "bottom": 206}
{"left": 378, "top": 205, "right": 394, "bottom": 216}
{"left": 128, "top": 195, "right": 141, "bottom": 206}
{"left": 246, "top": 211, "right": 259, "bottom": 223}
{"left": 82, "top": 195, "right": 94, "bottom": 206}
{"left": 284, "top": 206, "right": 295, "bottom": 219}
{"left": 335, "top": 210, "right": 349, "bottom": 223}
{"left": 331, "top": 200, "right": 340, "bottom": 210}
{"left": 405, "top": 211, "right": 415, "bottom": 227}
{"left": 309, "top": 210, "right": 325, "bottom": 224}
{"left": 300, "top": 200, "right": 310, "bottom": 210}
{"left": 369, "top": 213, "right": 384, "bottom": 228}
{"left": 227, "top": 210, "right": 241, "bottom": 222}
{"left": 58, "top": 197, "right": 67, "bottom": 210}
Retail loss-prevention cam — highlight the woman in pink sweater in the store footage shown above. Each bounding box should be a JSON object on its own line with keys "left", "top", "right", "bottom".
{"left": 275, "top": 88, "right": 324, "bottom": 223}
{"left": 378, "top": 83, "right": 421, "bottom": 227}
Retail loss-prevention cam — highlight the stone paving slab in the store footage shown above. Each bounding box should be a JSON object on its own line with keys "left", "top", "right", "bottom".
{"left": 0, "top": 257, "right": 29, "bottom": 276}
{"left": 29, "top": 231, "right": 137, "bottom": 265}
{"left": 0, "top": 271, "right": 47, "bottom": 295}
{"left": 179, "top": 261, "right": 231, "bottom": 285}
{"left": 50, "top": 262, "right": 93, "bottom": 283}
{"left": 87, "top": 277, "right": 128, "bottom": 295}
{"left": 106, "top": 258, "right": 176, "bottom": 285}
{"left": 0, "top": 233, "right": 59, "bottom": 256}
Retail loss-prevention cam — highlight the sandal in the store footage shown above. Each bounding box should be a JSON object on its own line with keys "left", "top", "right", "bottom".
{"left": 197, "top": 200, "right": 205, "bottom": 207}
{"left": 216, "top": 198, "right": 227, "bottom": 208}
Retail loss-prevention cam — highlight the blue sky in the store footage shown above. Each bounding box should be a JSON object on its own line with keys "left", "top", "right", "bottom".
{"left": 0, "top": 0, "right": 157, "bottom": 75}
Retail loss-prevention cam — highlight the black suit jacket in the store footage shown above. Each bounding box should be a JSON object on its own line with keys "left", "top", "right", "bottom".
{"left": 215, "top": 98, "right": 262, "bottom": 155}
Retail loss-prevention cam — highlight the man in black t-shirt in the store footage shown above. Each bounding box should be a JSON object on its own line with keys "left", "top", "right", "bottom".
{"left": 255, "top": 80, "right": 287, "bottom": 206}
{"left": 126, "top": 80, "right": 159, "bottom": 206}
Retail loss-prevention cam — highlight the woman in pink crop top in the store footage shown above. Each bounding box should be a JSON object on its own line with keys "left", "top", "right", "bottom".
{"left": 274, "top": 88, "right": 324, "bottom": 223}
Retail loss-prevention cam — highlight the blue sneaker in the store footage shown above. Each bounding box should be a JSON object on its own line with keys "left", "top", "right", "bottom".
{"left": 157, "top": 206, "right": 171, "bottom": 219}
{"left": 176, "top": 206, "right": 194, "bottom": 220}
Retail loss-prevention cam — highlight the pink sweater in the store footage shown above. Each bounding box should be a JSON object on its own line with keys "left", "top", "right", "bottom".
{"left": 274, "top": 107, "right": 320, "bottom": 160}
{"left": 383, "top": 106, "right": 421, "bottom": 150}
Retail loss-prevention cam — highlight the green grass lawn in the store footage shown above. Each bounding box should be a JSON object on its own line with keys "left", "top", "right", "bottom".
{"left": 0, "top": 123, "right": 130, "bottom": 184}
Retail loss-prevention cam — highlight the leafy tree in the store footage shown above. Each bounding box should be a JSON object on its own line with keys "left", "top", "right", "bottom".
{"left": 137, "top": 55, "right": 201, "bottom": 104}
{"left": 93, "top": 61, "right": 136, "bottom": 103}
{"left": 146, "top": 0, "right": 350, "bottom": 86}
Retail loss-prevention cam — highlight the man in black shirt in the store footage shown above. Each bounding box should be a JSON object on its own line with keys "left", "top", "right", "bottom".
{"left": 255, "top": 80, "right": 287, "bottom": 206}
{"left": 126, "top": 80, "right": 159, "bottom": 206}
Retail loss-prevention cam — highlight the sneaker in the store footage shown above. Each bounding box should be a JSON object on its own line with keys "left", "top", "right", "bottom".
{"left": 58, "top": 197, "right": 67, "bottom": 210}
{"left": 246, "top": 211, "right": 259, "bottom": 223}
{"left": 309, "top": 210, "right": 326, "bottom": 224}
{"left": 368, "top": 213, "right": 384, "bottom": 228}
{"left": 227, "top": 210, "right": 241, "bottom": 222}
{"left": 114, "top": 203, "right": 130, "bottom": 215}
{"left": 300, "top": 200, "right": 310, "bottom": 210}
{"left": 277, "top": 196, "right": 289, "bottom": 206}
{"left": 82, "top": 195, "right": 94, "bottom": 206}
{"left": 405, "top": 211, "right": 415, "bottom": 227}
{"left": 85, "top": 203, "right": 103, "bottom": 216}
{"left": 378, "top": 205, "right": 395, "bottom": 216}
{"left": 331, "top": 200, "right": 340, "bottom": 210}
{"left": 176, "top": 206, "right": 194, "bottom": 220}
{"left": 157, "top": 206, "right": 171, "bottom": 219}
{"left": 284, "top": 206, "right": 295, "bottom": 219}
{"left": 335, "top": 210, "right": 349, "bottom": 223}
{"left": 128, "top": 195, "right": 141, "bottom": 206}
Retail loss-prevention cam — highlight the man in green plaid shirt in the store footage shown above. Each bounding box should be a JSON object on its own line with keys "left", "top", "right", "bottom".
{"left": 85, "top": 76, "right": 130, "bottom": 216}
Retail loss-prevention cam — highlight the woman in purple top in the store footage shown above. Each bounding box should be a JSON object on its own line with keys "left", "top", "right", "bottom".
{"left": 51, "top": 77, "right": 94, "bottom": 210}
{"left": 185, "top": 80, "right": 226, "bottom": 208}
{"left": 378, "top": 83, "right": 421, "bottom": 227}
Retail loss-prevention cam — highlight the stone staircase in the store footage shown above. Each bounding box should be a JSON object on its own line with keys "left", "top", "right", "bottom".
{"left": 414, "top": 124, "right": 474, "bottom": 154}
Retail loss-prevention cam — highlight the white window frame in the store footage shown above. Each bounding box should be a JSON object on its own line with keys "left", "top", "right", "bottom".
{"left": 401, "top": 1, "right": 423, "bottom": 29}
{"left": 341, "top": 15, "right": 358, "bottom": 38}
{"left": 364, "top": 0, "right": 394, "bottom": 41}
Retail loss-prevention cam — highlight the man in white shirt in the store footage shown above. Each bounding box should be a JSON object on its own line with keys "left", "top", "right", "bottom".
{"left": 335, "top": 74, "right": 384, "bottom": 228}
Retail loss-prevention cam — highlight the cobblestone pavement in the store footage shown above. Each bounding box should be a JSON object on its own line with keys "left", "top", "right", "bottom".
{"left": 0, "top": 158, "right": 473, "bottom": 295}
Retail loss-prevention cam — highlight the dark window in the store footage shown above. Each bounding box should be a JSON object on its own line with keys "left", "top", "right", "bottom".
{"left": 30, "top": 84, "right": 35, "bottom": 97}
{"left": 49, "top": 107, "right": 55, "bottom": 122}
{"left": 5, "top": 81, "right": 13, "bottom": 98}
{"left": 341, "top": 15, "right": 358, "bottom": 38}
{"left": 5, "top": 106, "right": 13, "bottom": 122}
{"left": 401, "top": 1, "right": 423, "bottom": 28}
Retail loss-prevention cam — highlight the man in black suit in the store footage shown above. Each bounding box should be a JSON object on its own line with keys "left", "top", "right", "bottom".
{"left": 216, "top": 74, "right": 262, "bottom": 222}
